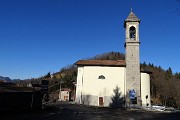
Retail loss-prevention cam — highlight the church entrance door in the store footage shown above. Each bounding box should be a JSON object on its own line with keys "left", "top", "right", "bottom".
{"left": 99, "top": 97, "right": 103, "bottom": 107}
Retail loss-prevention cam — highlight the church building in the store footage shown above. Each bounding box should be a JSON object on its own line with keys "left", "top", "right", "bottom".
{"left": 74, "top": 10, "right": 151, "bottom": 108}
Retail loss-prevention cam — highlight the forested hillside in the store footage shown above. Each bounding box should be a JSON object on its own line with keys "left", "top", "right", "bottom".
{"left": 141, "top": 62, "right": 180, "bottom": 108}
{"left": 22, "top": 51, "right": 180, "bottom": 108}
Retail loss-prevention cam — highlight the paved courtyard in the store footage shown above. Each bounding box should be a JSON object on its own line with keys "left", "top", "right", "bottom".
{"left": 1, "top": 101, "right": 180, "bottom": 120}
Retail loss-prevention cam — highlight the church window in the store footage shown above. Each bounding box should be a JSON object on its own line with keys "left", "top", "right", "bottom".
{"left": 98, "top": 75, "right": 105, "bottom": 79}
{"left": 129, "top": 26, "right": 136, "bottom": 39}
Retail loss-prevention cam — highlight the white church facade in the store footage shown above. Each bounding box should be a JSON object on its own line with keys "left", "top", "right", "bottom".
{"left": 75, "top": 10, "right": 151, "bottom": 108}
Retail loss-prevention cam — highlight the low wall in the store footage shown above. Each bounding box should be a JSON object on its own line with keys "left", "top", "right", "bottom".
{"left": 0, "top": 91, "right": 44, "bottom": 111}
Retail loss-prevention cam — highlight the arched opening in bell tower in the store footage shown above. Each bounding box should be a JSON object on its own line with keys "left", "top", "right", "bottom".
{"left": 129, "top": 26, "right": 136, "bottom": 39}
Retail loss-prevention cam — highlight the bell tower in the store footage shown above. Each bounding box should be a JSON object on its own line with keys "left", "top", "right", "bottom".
{"left": 124, "top": 10, "right": 141, "bottom": 105}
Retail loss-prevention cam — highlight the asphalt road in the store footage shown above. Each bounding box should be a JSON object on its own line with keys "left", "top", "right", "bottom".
{"left": 1, "top": 101, "right": 180, "bottom": 120}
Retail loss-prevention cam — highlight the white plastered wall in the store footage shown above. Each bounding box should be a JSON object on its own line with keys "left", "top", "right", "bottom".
{"left": 76, "top": 66, "right": 126, "bottom": 107}
{"left": 141, "top": 72, "right": 151, "bottom": 107}
{"left": 75, "top": 67, "right": 84, "bottom": 104}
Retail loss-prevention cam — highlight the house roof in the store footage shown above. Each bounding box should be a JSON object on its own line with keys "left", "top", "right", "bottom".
{"left": 75, "top": 60, "right": 126, "bottom": 67}
{"left": 61, "top": 88, "right": 71, "bottom": 91}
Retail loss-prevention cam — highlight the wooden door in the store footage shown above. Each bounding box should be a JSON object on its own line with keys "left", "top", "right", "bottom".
{"left": 64, "top": 96, "right": 68, "bottom": 101}
{"left": 99, "top": 97, "right": 103, "bottom": 107}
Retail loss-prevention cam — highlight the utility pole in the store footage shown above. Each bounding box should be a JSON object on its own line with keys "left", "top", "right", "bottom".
{"left": 59, "top": 81, "right": 62, "bottom": 101}
{"left": 58, "top": 73, "right": 65, "bottom": 101}
{"left": 73, "top": 82, "right": 76, "bottom": 102}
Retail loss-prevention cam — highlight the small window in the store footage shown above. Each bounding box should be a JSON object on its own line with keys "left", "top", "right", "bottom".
{"left": 98, "top": 75, "right": 105, "bottom": 79}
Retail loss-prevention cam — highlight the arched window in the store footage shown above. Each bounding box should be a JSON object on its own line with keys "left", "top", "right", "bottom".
{"left": 98, "top": 75, "right": 105, "bottom": 79}
{"left": 129, "top": 26, "right": 136, "bottom": 39}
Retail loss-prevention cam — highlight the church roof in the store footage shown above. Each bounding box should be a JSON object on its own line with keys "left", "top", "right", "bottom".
{"left": 75, "top": 60, "right": 126, "bottom": 67}
{"left": 140, "top": 68, "right": 152, "bottom": 74}
{"left": 125, "top": 11, "right": 140, "bottom": 22}
{"left": 124, "top": 10, "right": 140, "bottom": 28}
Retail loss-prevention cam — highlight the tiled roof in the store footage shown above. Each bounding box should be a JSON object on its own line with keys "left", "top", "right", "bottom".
{"left": 140, "top": 68, "right": 152, "bottom": 74}
{"left": 61, "top": 88, "right": 71, "bottom": 91}
{"left": 125, "top": 11, "right": 140, "bottom": 22}
{"left": 75, "top": 60, "right": 126, "bottom": 66}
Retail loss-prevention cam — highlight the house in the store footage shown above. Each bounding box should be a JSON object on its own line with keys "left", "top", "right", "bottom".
{"left": 60, "top": 88, "right": 71, "bottom": 101}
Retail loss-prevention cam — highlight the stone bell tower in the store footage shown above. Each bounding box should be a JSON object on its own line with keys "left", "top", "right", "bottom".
{"left": 124, "top": 10, "right": 141, "bottom": 105}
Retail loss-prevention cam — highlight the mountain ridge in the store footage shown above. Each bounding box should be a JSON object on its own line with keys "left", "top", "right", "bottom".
{"left": 0, "top": 76, "right": 11, "bottom": 82}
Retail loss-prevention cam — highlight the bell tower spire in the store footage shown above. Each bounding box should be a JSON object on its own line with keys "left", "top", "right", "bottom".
{"left": 124, "top": 10, "right": 141, "bottom": 106}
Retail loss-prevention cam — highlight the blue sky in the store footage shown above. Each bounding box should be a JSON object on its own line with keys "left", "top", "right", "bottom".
{"left": 0, "top": 0, "right": 180, "bottom": 79}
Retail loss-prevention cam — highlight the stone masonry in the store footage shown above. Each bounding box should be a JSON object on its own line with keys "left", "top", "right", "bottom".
{"left": 124, "top": 11, "right": 141, "bottom": 106}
